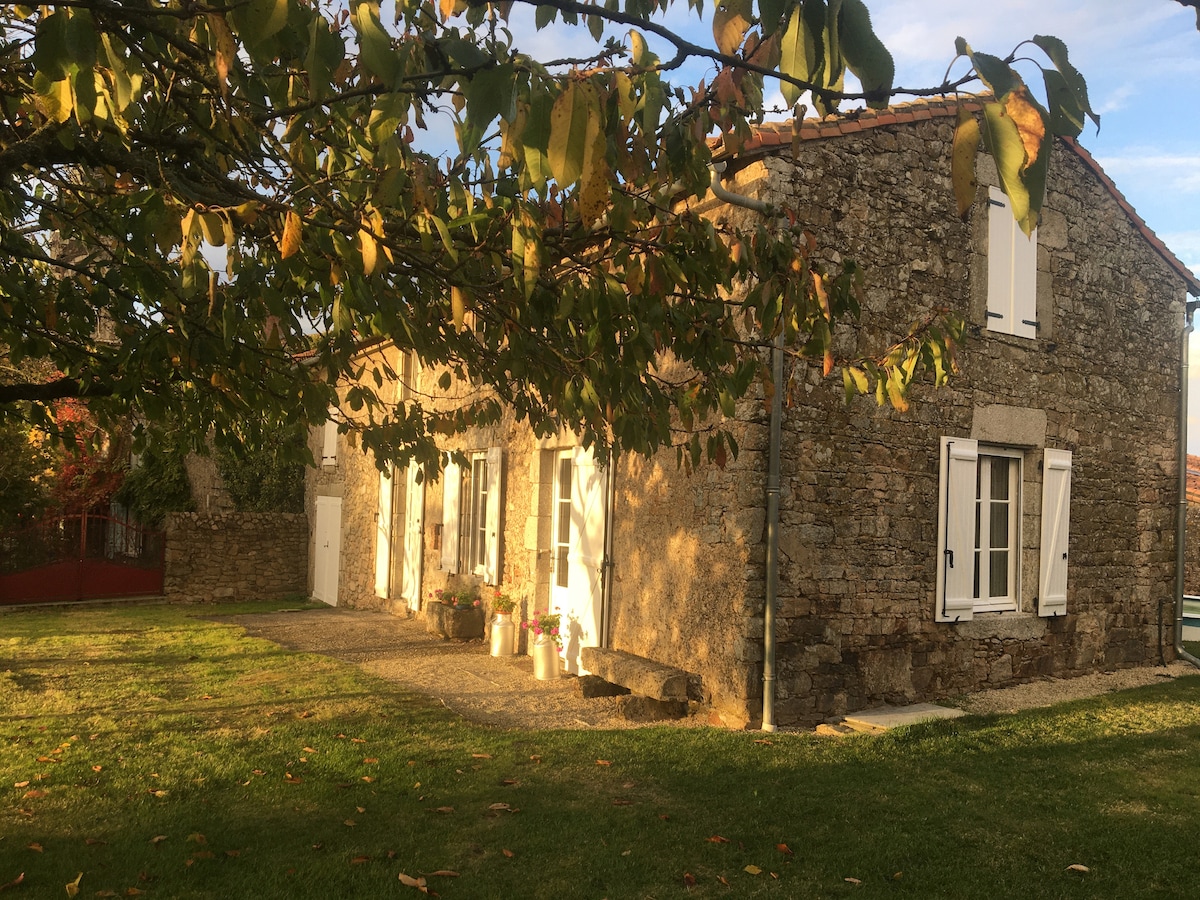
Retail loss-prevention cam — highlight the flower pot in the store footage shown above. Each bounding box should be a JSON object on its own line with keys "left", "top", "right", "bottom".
{"left": 532, "top": 634, "right": 561, "bottom": 680}
{"left": 489, "top": 612, "right": 515, "bottom": 657}
{"left": 424, "top": 603, "right": 484, "bottom": 640}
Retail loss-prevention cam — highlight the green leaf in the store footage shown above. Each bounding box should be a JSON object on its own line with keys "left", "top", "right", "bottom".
{"left": 29, "top": 11, "right": 70, "bottom": 81}
{"left": 1031, "top": 34, "right": 1099, "bottom": 131}
{"left": 838, "top": 0, "right": 893, "bottom": 108}
{"left": 535, "top": 5, "right": 556, "bottom": 29}
{"left": 964, "top": 48, "right": 1015, "bottom": 99}
{"left": 1041, "top": 69, "right": 1085, "bottom": 138}
{"left": 246, "top": 0, "right": 290, "bottom": 45}
{"left": 779, "top": 6, "right": 817, "bottom": 106}
{"left": 353, "top": 0, "right": 399, "bottom": 84}
{"left": 465, "top": 62, "right": 514, "bottom": 137}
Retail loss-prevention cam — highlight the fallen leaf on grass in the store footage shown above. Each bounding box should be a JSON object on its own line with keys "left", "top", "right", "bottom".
{"left": 595, "top": 759, "right": 612, "bottom": 766}
{"left": 343, "top": 820, "right": 356, "bottom": 827}
{"left": 187, "top": 834, "right": 206, "bottom": 845}
{"left": 717, "top": 875, "right": 730, "bottom": 885}
{"left": 705, "top": 835, "right": 731, "bottom": 844}
{"left": 500, "top": 779, "right": 519, "bottom": 786}
{"left": 844, "top": 876, "right": 862, "bottom": 885}
{"left": 149, "top": 836, "right": 167, "bottom": 846}
{"left": 252, "top": 769, "right": 265, "bottom": 776}
{"left": 611, "top": 799, "right": 633, "bottom": 806}
{"left": 284, "top": 774, "right": 302, "bottom": 784}
{"left": 13, "top": 781, "right": 28, "bottom": 788}
{"left": 22, "top": 789, "right": 47, "bottom": 799}
{"left": 95, "top": 892, "right": 117, "bottom": 898}
{"left": 363, "top": 758, "right": 379, "bottom": 764}
{"left": 356, "top": 806, "right": 366, "bottom": 814}
{"left": 744, "top": 865, "right": 762, "bottom": 875}
{"left": 488, "top": 803, "right": 513, "bottom": 811}
{"left": 147, "top": 790, "right": 168, "bottom": 798}
{"left": 472, "top": 753, "right": 492, "bottom": 759}
{"left": 428, "top": 870, "right": 459, "bottom": 877}
{"left": 350, "top": 856, "right": 371, "bottom": 865}
{"left": 125, "top": 888, "right": 145, "bottom": 896}
{"left": 0, "top": 873, "right": 24, "bottom": 892}
{"left": 351, "top": 738, "right": 366, "bottom": 744}
{"left": 430, "top": 807, "right": 453, "bottom": 814}
{"left": 398, "top": 872, "right": 428, "bottom": 890}
{"left": 529, "top": 754, "right": 542, "bottom": 764}
{"left": 26, "top": 843, "right": 42, "bottom": 853}
{"left": 1066, "top": 864, "right": 1090, "bottom": 874}
{"left": 84, "top": 838, "right": 107, "bottom": 846}
{"left": 191, "top": 851, "right": 214, "bottom": 860}
{"left": 361, "top": 776, "right": 375, "bottom": 783}
{"left": 303, "top": 747, "right": 317, "bottom": 754}
{"left": 777, "top": 843, "right": 793, "bottom": 855}
{"left": 753, "top": 739, "right": 774, "bottom": 745}
{"left": 225, "top": 850, "right": 240, "bottom": 858}
{"left": 299, "top": 711, "right": 313, "bottom": 719}
{"left": 65, "top": 872, "right": 83, "bottom": 897}
{"left": 92, "top": 766, "right": 102, "bottom": 773}
{"left": 501, "top": 849, "right": 514, "bottom": 858}
{"left": 683, "top": 872, "right": 696, "bottom": 887}
{"left": 36, "top": 756, "right": 59, "bottom": 763}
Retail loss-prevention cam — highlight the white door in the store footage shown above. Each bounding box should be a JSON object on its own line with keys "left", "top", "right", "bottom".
{"left": 374, "top": 466, "right": 393, "bottom": 599}
{"left": 398, "top": 464, "right": 425, "bottom": 612}
{"left": 313, "top": 496, "right": 342, "bottom": 606}
{"left": 550, "top": 447, "right": 607, "bottom": 675}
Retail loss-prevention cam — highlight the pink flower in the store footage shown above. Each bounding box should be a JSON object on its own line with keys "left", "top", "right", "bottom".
{"left": 550, "top": 627, "right": 559, "bottom": 636}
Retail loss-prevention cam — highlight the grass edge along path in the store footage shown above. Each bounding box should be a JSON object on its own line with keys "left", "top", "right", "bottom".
{"left": 3, "top": 602, "right": 1200, "bottom": 899}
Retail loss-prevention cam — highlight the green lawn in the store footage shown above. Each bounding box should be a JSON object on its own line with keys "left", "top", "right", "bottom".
{"left": 3, "top": 602, "right": 1200, "bottom": 899}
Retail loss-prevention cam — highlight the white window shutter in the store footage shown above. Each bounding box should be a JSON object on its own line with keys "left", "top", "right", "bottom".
{"left": 936, "top": 437, "right": 978, "bottom": 622}
{"left": 987, "top": 187, "right": 1038, "bottom": 340}
{"left": 1039, "top": 448, "right": 1072, "bottom": 617}
{"left": 483, "top": 446, "right": 504, "bottom": 585}
{"left": 321, "top": 411, "right": 338, "bottom": 466}
{"left": 374, "top": 465, "right": 393, "bottom": 598}
{"left": 441, "top": 459, "right": 461, "bottom": 574}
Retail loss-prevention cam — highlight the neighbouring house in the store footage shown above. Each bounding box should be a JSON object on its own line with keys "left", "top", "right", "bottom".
{"left": 305, "top": 97, "right": 1200, "bottom": 728}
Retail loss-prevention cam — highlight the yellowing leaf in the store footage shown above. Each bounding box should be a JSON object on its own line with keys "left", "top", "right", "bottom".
{"left": 398, "top": 872, "right": 426, "bottom": 888}
{"left": 705, "top": 835, "right": 731, "bottom": 844}
{"left": 744, "top": 864, "right": 762, "bottom": 875}
{"left": 471, "top": 753, "right": 492, "bottom": 759}
{"left": 149, "top": 836, "right": 167, "bottom": 845}
{"left": 952, "top": 108, "right": 982, "bottom": 219}
{"left": 845, "top": 876, "right": 862, "bottom": 884}
{"left": 279, "top": 210, "right": 302, "bottom": 259}
{"left": 207, "top": 12, "right": 236, "bottom": 96}
{"left": 1066, "top": 864, "right": 1090, "bottom": 874}
{"left": 65, "top": 872, "right": 83, "bottom": 898}
{"left": 429, "top": 870, "right": 460, "bottom": 877}
{"left": 27, "top": 843, "right": 43, "bottom": 853}
{"left": 187, "top": 833, "right": 206, "bottom": 845}
{"left": 502, "top": 848, "right": 515, "bottom": 858}
{"left": 1004, "top": 86, "right": 1047, "bottom": 174}
{"left": 712, "top": 0, "right": 752, "bottom": 56}
{"left": 547, "top": 81, "right": 599, "bottom": 186}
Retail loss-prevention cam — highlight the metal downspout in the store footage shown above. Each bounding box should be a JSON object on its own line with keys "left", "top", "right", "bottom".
{"left": 761, "top": 332, "right": 784, "bottom": 732}
{"left": 708, "top": 161, "right": 781, "bottom": 731}
{"left": 601, "top": 458, "right": 617, "bottom": 649}
{"left": 1176, "top": 301, "right": 1200, "bottom": 668}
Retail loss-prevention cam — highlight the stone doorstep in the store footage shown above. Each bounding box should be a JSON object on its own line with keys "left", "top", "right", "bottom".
{"left": 579, "top": 647, "right": 702, "bottom": 702}
{"left": 839, "top": 703, "right": 966, "bottom": 734}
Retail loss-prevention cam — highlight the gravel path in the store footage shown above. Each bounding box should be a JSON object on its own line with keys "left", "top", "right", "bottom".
{"left": 214, "top": 606, "right": 1200, "bottom": 730}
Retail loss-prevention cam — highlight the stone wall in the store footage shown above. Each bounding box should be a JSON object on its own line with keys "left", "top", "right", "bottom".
{"left": 733, "top": 117, "right": 1187, "bottom": 724}
{"left": 164, "top": 512, "right": 308, "bottom": 602}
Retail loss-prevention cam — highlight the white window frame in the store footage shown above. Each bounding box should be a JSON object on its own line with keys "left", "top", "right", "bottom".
{"left": 456, "top": 447, "right": 503, "bottom": 584}
{"left": 936, "top": 438, "right": 1023, "bottom": 621}
{"left": 971, "top": 448, "right": 1022, "bottom": 614}
{"left": 986, "top": 186, "right": 1038, "bottom": 340}
{"left": 1038, "top": 448, "right": 1073, "bottom": 617}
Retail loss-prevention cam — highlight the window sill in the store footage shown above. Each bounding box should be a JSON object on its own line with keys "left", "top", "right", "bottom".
{"left": 954, "top": 611, "right": 1047, "bottom": 641}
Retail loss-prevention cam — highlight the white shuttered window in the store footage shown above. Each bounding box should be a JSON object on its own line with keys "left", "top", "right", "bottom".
{"left": 986, "top": 186, "right": 1038, "bottom": 339}
{"left": 1038, "top": 448, "right": 1073, "bottom": 617}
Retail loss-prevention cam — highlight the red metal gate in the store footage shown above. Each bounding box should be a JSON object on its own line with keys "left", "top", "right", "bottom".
{"left": 0, "top": 513, "right": 164, "bottom": 605}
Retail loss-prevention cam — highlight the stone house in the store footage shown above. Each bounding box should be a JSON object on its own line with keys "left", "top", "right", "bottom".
{"left": 305, "top": 98, "right": 1200, "bottom": 728}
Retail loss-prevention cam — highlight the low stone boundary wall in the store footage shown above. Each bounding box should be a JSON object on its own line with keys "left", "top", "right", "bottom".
{"left": 164, "top": 512, "right": 308, "bottom": 602}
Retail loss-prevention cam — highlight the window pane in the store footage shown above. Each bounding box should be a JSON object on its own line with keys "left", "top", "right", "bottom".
{"left": 990, "top": 457, "right": 1009, "bottom": 501}
{"left": 556, "top": 547, "right": 569, "bottom": 588}
{"left": 990, "top": 549, "right": 1009, "bottom": 597}
{"left": 989, "top": 500, "right": 1009, "bottom": 551}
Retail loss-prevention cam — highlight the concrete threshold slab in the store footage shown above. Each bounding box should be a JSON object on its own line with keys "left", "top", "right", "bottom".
{"left": 841, "top": 703, "right": 966, "bottom": 733}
